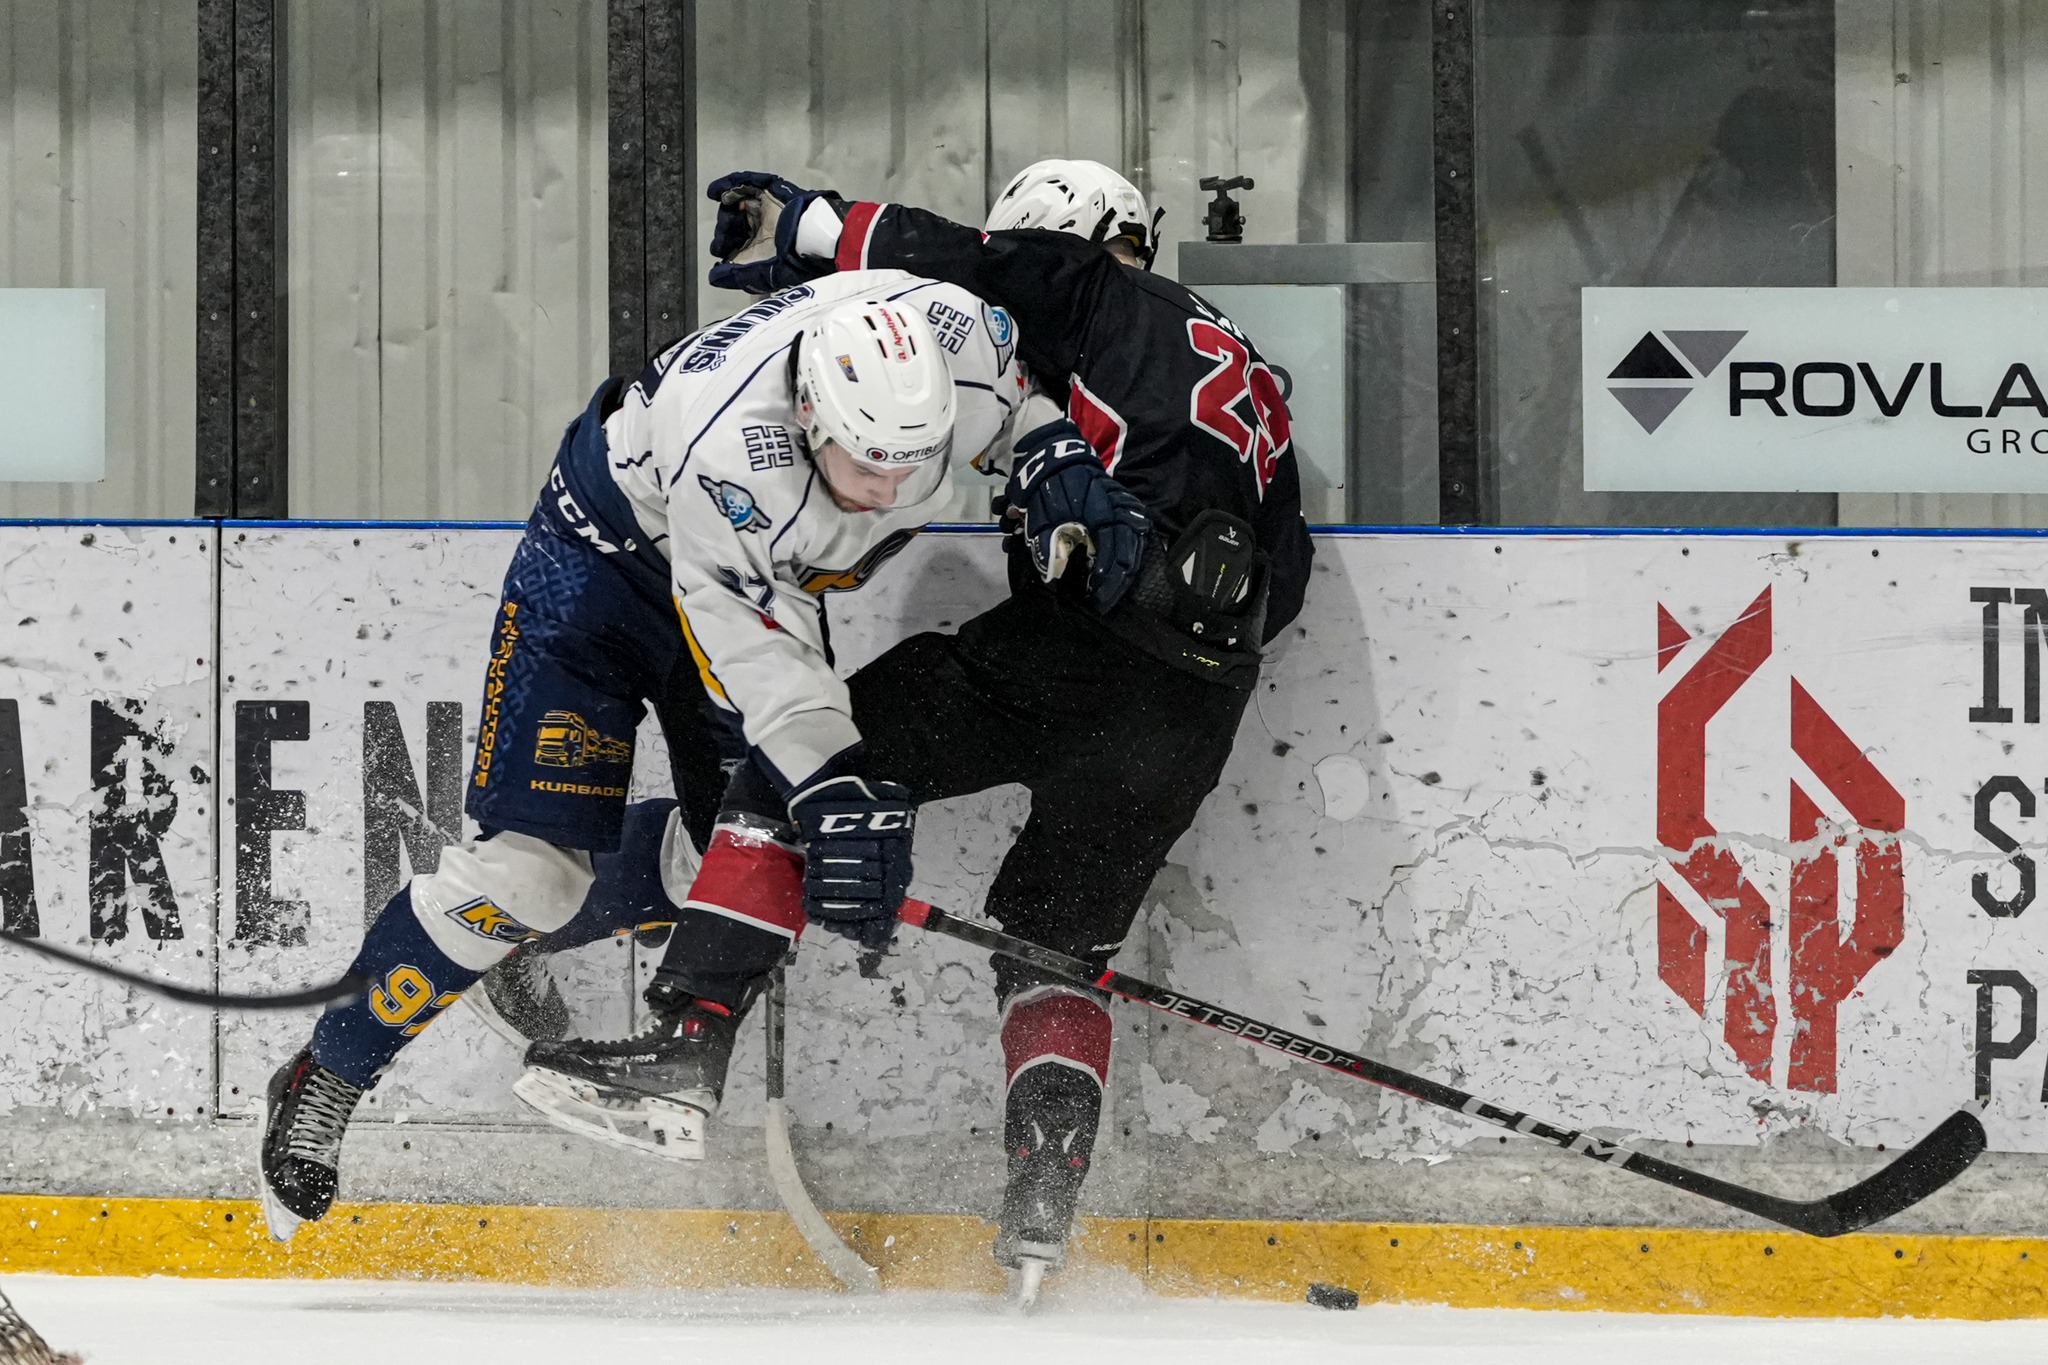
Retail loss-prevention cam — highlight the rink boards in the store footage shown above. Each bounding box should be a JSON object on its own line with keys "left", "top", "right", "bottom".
{"left": 2, "top": 522, "right": 2044, "bottom": 1158}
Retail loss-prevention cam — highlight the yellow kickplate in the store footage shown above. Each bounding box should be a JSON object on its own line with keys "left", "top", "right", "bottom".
{"left": 1146, "top": 1219, "right": 2048, "bottom": 1320}
{"left": 3, "top": 1195, "right": 2046, "bottom": 1320}
{"left": 0, "top": 1195, "right": 1140, "bottom": 1296}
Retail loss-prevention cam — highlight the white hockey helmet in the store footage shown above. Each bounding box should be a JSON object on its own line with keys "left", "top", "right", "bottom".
{"left": 984, "top": 158, "right": 1162, "bottom": 268}
{"left": 794, "top": 298, "right": 957, "bottom": 508}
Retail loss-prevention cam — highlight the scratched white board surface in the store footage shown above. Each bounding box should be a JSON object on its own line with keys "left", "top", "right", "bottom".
{"left": 209, "top": 526, "right": 1030, "bottom": 1140}
{"left": 212, "top": 525, "right": 648, "bottom": 1124}
{"left": 11, "top": 525, "right": 2048, "bottom": 1158}
{"left": 0, "top": 525, "right": 216, "bottom": 1119}
{"left": 1178, "top": 534, "right": 2035, "bottom": 1157}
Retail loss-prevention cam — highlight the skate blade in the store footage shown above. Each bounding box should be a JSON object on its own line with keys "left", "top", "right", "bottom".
{"left": 513, "top": 1067, "right": 710, "bottom": 1161}
{"left": 258, "top": 1179, "right": 303, "bottom": 1244}
{"left": 1009, "top": 1255, "right": 1052, "bottom": 1311}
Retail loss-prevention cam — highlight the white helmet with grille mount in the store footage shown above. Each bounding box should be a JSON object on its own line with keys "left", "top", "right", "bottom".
{"left": 984, "top": 158, "right": 1162, "bottom": 268}
{"left": 794, "top": 298, "right": 957, "bottom": 506}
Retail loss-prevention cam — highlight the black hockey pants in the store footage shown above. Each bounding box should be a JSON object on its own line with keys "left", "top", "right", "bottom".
{"left": 655, "top": 587, "right": 1253, "bottom": 1005}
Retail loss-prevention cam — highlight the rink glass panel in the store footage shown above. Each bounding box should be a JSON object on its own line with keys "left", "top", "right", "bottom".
{"left": 1476, "top": 0, "right": 1838, "bottom": 528}
{"left": 283, "top": 0, "right": 608, "bottom": 522}
{"left": 0, "top": 3, "right": 197, "bottom": 519}
{"left": 1835, "top": 4, "right": 2048, "bottom": 530}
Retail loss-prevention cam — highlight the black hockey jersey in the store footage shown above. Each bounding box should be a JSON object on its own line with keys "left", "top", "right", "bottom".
{"left": 833, "top": 202, "right": 1314, "bottom": 642}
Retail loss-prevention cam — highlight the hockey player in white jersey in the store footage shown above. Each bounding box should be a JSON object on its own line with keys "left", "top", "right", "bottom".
{"left": 256, "top": 272, "right": 1025, "bottom": 1239}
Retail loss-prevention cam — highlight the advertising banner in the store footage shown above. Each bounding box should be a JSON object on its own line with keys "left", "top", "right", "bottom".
{"left": 210, "top": 526, "right": 1020, "bottom": 1136}
{"left": 9, "top": 523, "right": 2048, "bottom": 1162}
{"left": 212, "top": 525, "right": 644, "bottom": 1123}
{"left": 1582, "top": 287, "right": 2048, "bottom": 493}
{"left": 1197, "top": 532, "right": 2043, "bottom": 1157}
{"left": 0, "top": 525, "right": 216, "bottom": 1118}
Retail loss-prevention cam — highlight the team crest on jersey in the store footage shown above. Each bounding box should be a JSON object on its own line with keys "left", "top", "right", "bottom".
{"left": 533, "top": 709, "right": 632, "bottom": 768}
{"left": 799, "top": 527, "right": 920, "bottom": 594}
{"left": 742, "top": 424, "right": 795, "bottom": 471}
{"left": 444, "top": 897, "right": 540, "bottom": 945}
{"left": 984, "top": 303, "right": 1016, "bottom": 372}
{"left": 925, "top": 300, "right": 976, "bottom": 355}
{"left": 699, "top": 475, "right": 774, "bottom": 533}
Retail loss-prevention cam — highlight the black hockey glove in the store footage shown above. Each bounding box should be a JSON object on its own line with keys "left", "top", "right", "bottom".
{"left": 705, "top": 171, "right": 846, "bottom": 294}
{"left": 788, "top": 774, "right": 916, "bottom": 950}
{"left": 1004, "top": 419, "right": 1150, "bottom": 615}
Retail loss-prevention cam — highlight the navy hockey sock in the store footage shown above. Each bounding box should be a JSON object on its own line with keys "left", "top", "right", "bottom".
{"left": 537, "top": 798, "right": 683, "bottom": 954}
{"left": 310, "top": 886, "right": 483, "bottom": 1087}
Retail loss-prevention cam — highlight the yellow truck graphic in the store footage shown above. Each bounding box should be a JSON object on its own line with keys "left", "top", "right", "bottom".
{"left": 533, "top": 710, "right": 631, "bottom": 769}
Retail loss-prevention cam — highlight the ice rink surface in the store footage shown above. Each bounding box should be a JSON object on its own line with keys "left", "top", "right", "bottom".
{"left": 9, "top": 1274, "right": 2048, "bottom": 1364}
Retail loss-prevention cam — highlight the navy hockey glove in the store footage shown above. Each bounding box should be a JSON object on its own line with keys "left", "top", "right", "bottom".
{"left": 1004, "top": 419, "right": 1150, "bottom": 614}
{"left": 788, "top": 774, "right": 915, "bottom": 950}
{"left": 705, "top": 171, "right": 846, "bottom": 294}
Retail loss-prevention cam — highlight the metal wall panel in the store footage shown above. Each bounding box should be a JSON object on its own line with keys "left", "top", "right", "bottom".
{"left": 1838, "top": 0, "right": 2048, "bottom": 528}
{"left": 692, "top": 0, "right": 1326, "bottom": 318}
{"left": 690, "top": 1, "right": 1337, "bottom": 519}
{"left": 1139, "top": 0, "right": 1315, "bottom": 279}
{"left": 691, "top": 0, "right": 991, "bottom": 331}
{"left": 0, "top": 2, "right": 197, "bottom": 518}
{"left": 286, "top": 0, "right": 607, "bottom": 521}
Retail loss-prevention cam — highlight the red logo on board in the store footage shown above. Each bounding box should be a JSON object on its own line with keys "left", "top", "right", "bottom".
{"left": 1656, "top": 586, "right": 1904, "bottom": 1093}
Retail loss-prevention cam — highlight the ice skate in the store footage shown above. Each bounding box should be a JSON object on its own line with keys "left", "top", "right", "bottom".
{"left": 992, "top": 1063, "right": 1102, "bottom": 1307}
{"left": 515, "top": 989, "right": 739, "bottom": 1161}
{"left": 258, "top": 1050, "right": 365, "bottom": 1243}
{"left": 466, "top": 945, "right": 571, "bottom": 1047}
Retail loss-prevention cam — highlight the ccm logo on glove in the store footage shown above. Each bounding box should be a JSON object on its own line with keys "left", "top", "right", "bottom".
{"left": 815, "top": 809, "right": 912, "bottom": 834}
{"left": 788, "top": 773, "right": 917, "bottom": 951}
{"left": 1003, "top": 419, "right": 1150, "bottom": 615}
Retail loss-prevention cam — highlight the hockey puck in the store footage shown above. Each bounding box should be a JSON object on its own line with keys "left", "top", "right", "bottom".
{"left": 1306, "top": 1282, "right": 1359, "bottom": 1311}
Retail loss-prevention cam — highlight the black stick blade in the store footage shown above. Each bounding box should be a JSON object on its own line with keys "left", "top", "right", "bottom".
{"left": 1811, "top": 1109, "right": 1987, "bottom": 1237}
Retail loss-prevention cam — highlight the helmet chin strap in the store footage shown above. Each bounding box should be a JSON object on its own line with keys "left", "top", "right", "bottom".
{"left": 1139, "top": 206, "right": 1165, "bottom": 269}
{"left": 1087, "top": 205, "right": 1165, "bottom": 271}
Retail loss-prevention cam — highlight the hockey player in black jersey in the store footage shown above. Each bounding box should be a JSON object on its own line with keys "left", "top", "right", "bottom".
{"left": 518, "top": 160, "right": 1313, "bottom": 1289}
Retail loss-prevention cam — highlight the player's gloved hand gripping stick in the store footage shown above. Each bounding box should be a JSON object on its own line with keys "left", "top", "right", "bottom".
{"left": 895, "top": 899, "right": 1987, "bottom": 1238}
{"left": 789, "top": 774, "right": 917, "bottom": 950}
{"left": 1001, "top": 420, "right": 1151, "bottom": 614}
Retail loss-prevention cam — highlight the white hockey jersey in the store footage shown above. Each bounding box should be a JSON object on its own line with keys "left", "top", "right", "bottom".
{"left": 598, "top": 271, "right": 1025, "bottom": 793}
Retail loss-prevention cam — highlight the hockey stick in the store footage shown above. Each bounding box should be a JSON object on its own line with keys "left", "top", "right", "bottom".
{"left": 898, "top": 901, "right": 1986, "bottom": 1238}
{"left": 763, "top": 963, "right": 882, "bottom": 1293}
{"left": 0, "top": 929, "right": 366, "bottom": 1010}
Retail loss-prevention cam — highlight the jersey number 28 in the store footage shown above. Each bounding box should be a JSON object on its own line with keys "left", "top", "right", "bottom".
{"left": 1187, "top": 319, "right": 1291, "bottom": 495}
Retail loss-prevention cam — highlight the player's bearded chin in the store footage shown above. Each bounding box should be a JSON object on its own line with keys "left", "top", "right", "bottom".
{"left": 814, "top": 439, "right": 915, "bottom": 512}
